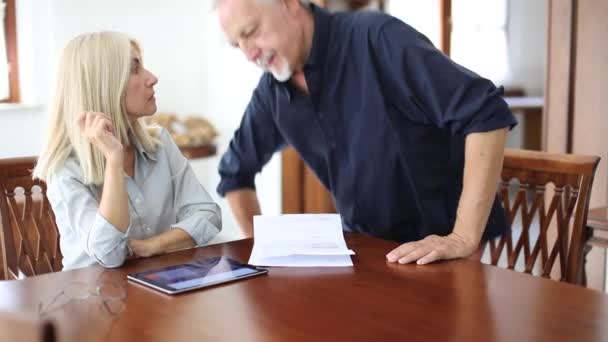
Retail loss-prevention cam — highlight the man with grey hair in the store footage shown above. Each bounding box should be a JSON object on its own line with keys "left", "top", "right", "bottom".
{"left": 216, "top": 0, "right": 516, "bottom": 266}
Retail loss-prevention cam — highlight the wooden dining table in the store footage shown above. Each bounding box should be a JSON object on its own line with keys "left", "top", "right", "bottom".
{"left": 0, "top": 233, "right": 607, "bottom": 342}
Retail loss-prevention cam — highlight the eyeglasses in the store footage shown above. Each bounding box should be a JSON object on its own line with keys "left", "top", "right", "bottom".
{"left": 38, "top": 280, "right": 127, "bottom": 318}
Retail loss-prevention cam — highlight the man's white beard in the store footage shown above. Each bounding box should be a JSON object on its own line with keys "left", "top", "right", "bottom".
{"left": 256, "top": 53, "right": 292, "bottom": 82}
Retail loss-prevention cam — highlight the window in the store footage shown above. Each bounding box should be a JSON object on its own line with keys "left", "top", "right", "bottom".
{"left": 450, "top": 0, "right": 510, "bottom": 85}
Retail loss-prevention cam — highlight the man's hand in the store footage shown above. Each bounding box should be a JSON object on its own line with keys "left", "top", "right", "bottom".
{"left": 386, "top": 232, "right": 479, "bottom": 265}
{"left": 387, "top": 128, "right": 507, "bottom": 266}
{"left": 128, "top": 239, "right": 160, "bottom": 258}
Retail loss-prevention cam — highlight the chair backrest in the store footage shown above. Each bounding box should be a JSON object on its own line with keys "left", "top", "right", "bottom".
{"left": 0, "top": 157, "right": 62, "bottom": 279}
{"left": 485, "top": 149, "right": 600, "bottom": 285}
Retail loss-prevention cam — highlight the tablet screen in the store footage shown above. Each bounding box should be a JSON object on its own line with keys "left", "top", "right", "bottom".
{"left": 128, "top": 256, "right": 267, "bottom": 294}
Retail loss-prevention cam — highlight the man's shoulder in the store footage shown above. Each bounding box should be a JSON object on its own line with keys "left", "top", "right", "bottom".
{"left": 332, "top": 10, "right": 396, "bottom": 37}
{"left": 251, "top": 73, "right": 278, "bottom": 102}
{"left": 332, "top": 11, "right": 421, "bottom": 46}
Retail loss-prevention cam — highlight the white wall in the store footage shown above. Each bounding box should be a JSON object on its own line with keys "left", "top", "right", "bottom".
{"left": 507, "top": 0, "right": 547, "bottom": 96}
{"left": 0, "top": 0, "right": 282, "bottom": 244}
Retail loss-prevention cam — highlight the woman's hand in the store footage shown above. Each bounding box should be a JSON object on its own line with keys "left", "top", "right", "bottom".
{"left": 77, "top": 112, "right": 123, "bottom": 166}
{"left": 127, "top": 229, "right": 196, "bottom": 258}
{"left": 128, "top": 239, "right": 161, "bottom": 258}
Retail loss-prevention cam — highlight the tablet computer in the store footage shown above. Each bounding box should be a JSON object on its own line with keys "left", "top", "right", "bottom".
{"left": 127, "top": 256, "right": 268, "bottom": 295}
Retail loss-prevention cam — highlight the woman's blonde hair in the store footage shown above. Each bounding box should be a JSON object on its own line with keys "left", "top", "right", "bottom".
{"left": 33, "top": 31, "right": 159, "bottom": 185}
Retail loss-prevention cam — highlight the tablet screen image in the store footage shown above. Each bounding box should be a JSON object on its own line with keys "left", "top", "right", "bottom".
{"left": 127, "top": 256, "right": 268, "bottom": 294}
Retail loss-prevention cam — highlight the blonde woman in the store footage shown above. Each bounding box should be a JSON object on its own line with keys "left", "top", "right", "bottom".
{"left": 33, "top": 32, "right": 221, "bottom": 270}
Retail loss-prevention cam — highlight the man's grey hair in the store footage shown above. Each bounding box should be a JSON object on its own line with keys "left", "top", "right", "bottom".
{"left": 214, "top": 0, "right": 311, "bottom": 9}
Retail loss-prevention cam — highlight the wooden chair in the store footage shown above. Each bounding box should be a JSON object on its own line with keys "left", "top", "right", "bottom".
{"left": 484, "top": 149, "right": 600, "bottom": 285}
{"left": 0, "top": 312, "right": 56, "bottom": 342}
{"left": 0, "top": 157, "right": 62, "bottom": 279}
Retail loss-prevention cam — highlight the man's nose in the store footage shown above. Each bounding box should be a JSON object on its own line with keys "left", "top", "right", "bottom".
{"left": 242, "top": 41, "right": 260, "bottom": 63}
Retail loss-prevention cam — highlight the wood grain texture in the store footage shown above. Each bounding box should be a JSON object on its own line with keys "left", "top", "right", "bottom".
{"left": 281, "top": 147, "right": 305, "bottom": 213}
{"left": 571, "top": 0, "right": 608, "bottom": 208}
{"left": 544, "top": 0, "right": 574, "bottom": 153}
{"left": 0, "top": 234, "right": 607, "bottom": 342}
{"left": 0, "top": 312, "right": 55, "bottom": 342}
{"left": 1, "top": 0, "right": 20, "bottom": 103}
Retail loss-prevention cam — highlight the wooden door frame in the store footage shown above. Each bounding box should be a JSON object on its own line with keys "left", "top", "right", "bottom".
{"left": 544, "top": 0, "right": 577, "bottom": 154}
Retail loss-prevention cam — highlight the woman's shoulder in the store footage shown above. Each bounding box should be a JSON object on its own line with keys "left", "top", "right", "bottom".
{"left": 45, "top": 156, "right": 88, "bottom": 199}
{"left": 49, "top": 157, "right": 84, "bottom": 182}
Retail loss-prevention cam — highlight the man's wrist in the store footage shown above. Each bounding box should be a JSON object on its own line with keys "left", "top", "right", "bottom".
{"left": 450, "top": 227, "right": 483, "bottom": 248}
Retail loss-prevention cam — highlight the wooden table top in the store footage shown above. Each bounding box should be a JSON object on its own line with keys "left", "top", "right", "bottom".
{"left": 1, "top": 234, "right": 607, "bottom": 342}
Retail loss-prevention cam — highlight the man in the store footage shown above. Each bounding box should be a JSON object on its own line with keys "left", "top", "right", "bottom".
{"left": 215, "top": 0, "right": 516, "bottom": 265}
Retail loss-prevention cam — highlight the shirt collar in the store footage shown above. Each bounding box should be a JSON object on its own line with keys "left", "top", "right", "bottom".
{"left": 304, "top": 3, "right": 331, "bottom": 68}
{"left": 266, "top": 3, "right": 331, "bottom": 102}
{"left": 130, "top": 130, "right": 157, "bottom": 162}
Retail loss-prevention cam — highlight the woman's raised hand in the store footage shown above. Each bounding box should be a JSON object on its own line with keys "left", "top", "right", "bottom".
{"left": 77, "top": 112, "right": 124, "bottom": 166}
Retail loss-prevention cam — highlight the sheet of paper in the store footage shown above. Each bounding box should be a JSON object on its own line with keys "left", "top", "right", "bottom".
{"left": 249, "top": 214, "right": 354, "bottom": 267}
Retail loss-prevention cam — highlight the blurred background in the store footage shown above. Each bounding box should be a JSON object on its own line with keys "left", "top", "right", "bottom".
{"left": 0, "top": 0, "right": 605, "bottom": 289}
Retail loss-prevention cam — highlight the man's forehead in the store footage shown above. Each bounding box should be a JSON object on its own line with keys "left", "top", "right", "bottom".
{"left": 219, "top": 1, "right": 256, "bottom": 25}
{"left": 218, "top": 0, "right": 269, "bottom": 19}
{"left": 219, "top": 0, "right": 269, "bottom": 36}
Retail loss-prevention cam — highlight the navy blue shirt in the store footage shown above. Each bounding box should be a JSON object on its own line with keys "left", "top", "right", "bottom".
{"left": 217, "top": 5, "right": 517, "bottom": 243}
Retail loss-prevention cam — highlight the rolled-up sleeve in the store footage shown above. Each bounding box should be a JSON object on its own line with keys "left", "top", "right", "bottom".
{"left": 217, "top": 76, "right": 285, "bottom": 196}
{"left": 372, "top": 19, "right": 517, "bottom": 135}
{"left": 162, "top": 130, "right": 222, "bottom": 245}
{"left": 46, "top": 173, "right": 130, "bottom": 268}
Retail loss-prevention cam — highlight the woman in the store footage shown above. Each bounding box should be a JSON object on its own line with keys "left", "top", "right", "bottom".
{"left": 33, "top": 31, "right": 221, "bottom": 270}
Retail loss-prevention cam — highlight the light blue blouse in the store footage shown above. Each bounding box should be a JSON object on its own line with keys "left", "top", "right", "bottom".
{"left": 47, "top": 128, "right": 221, "bottom": 270}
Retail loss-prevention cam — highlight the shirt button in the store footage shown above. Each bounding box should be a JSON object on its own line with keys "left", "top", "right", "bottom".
{"left": 146, "top": 227, "right": 151, "bottom": 231}
{"left": 135, "top": 198, "right": 142, "bottom": 204}
{"left": 319, "top": 112, "right": 324, "bottom": 119}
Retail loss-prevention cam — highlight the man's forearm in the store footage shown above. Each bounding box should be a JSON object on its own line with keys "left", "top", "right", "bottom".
{"left": 452, "top": 128, "right": 508, "bottom": 244}
{"left": 226, "top": 189, "right": 261, "bottom": 238}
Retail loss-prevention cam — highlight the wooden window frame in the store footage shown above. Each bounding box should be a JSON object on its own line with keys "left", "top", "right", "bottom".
{"left": 1, "top": 0, "right": 19, "bottom": 103}
{"left": 440, "top": 0, "right": 452, "bottom": 55}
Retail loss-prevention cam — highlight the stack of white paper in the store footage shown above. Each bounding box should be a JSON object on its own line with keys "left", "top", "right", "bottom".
{"left": 248, "top": 214, "right": 355, "bottom": 267}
